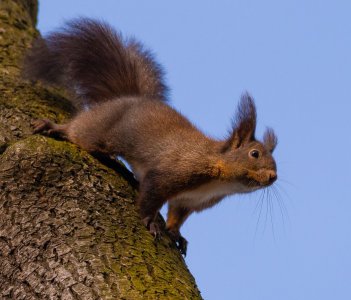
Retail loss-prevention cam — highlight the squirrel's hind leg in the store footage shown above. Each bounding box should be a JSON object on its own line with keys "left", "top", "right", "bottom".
{"left": 32, "top": 119, "right": 69, "bottom": 140}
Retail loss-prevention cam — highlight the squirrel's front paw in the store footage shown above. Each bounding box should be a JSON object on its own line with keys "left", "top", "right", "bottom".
{"left": 168, "top": 230, "right": 188, "bottom": 256}
{"left": 177, "top": 236, "right": 188, "bottom": 256}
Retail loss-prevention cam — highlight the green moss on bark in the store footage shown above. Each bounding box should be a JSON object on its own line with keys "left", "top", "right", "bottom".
{"left": 0, "top": 136, "right": 201, "bottom": 299}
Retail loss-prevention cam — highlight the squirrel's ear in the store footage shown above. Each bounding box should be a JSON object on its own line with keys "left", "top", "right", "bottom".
{"left": 222, "top": 92, "right": 257, "bottom": 152}
{"left": 263, "top": 127, "right": 278, "bottom": 152}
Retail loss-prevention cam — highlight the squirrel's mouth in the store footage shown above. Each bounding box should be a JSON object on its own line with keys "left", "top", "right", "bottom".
{"left": 240, "top": 178, "right": 263, "bottom": 189}
{"left": 243, "top": 170, "right": 277, "bottom": 188}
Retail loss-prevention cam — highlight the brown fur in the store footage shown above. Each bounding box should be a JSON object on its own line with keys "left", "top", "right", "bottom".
{"left": 23, "top": 18, "right": 168, "bottom": 108}
{"left": 24, "top": 18, "right": 278, "bottom": 255}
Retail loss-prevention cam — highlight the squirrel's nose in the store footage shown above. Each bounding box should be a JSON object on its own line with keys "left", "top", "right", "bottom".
{"left": 268, "top": 170, "right": 277, "bottom": 183}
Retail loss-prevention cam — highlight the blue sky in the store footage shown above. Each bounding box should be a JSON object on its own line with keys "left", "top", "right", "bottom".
{"left": 38, "top": 1, "right": 351, "bottom": 299}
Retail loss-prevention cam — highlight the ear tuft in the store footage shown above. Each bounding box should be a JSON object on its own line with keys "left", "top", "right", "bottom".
{"left": 263, "top": 127, "right": 278, "bottom": 152}
{"left": 222, "top": 92, "right": 257, "bottom": 152}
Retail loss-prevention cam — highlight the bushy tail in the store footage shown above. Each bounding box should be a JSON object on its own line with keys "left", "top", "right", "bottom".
{"left": 23, "top": 18, "right": 168, "bottom": 107}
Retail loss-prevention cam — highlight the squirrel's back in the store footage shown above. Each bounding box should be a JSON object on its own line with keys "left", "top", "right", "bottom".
{"left": 23, "top": 18, "right": 168, "bottom": 108}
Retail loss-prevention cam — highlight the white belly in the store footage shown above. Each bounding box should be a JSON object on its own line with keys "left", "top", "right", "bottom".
{"left": 169, "top": 180, "right": 251, "bottom": 210}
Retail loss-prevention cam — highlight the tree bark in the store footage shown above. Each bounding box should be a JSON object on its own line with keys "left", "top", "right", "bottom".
{"left": 0, "top": 1, "right": 202, "bottom": 299}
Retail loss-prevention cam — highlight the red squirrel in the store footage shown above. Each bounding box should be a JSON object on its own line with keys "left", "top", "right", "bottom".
{"left": 23, "top": 18, "right": 278, "bottom": 256}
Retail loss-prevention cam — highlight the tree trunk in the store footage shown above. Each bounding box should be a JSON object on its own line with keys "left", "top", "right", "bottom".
{"left": 0, "top": 1, "right": 202, "bottom": 299}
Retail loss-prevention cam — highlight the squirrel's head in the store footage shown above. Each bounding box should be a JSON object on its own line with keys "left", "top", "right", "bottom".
{"left": 221, "top": 93, "right": 278, "bottom": 189}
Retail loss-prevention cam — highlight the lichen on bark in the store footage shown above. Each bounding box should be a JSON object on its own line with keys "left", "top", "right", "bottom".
{"left": 0, "top": 1, "right": 202, "bottom": 299}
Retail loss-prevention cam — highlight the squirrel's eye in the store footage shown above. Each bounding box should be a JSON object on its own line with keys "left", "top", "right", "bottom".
{"left": 249, "top": 149, "right": 260, "bottom": 159}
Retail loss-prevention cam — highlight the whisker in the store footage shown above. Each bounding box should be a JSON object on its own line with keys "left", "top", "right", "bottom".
{"left": 253, "top": 183, "right": 263, "bottom": 215}
{"left": 267, "top": 188, "right": 276, "bottom": 241}
{"left": 273, "top": 185, "right": 289, "bottom": 220}
{"left": 271, "top": 186, "right": 287, "bottom": 230}
{"left": 253, "top": 179, "right": 291, "bottom": 240}
{"left": 275, "top": 183, "right": 294, "bottom": 205}
{"left": 263, "top": 188, "right": 269, "bottom": 234}
{"left": 254, "top": 188, "right": 265, "bottom": 238}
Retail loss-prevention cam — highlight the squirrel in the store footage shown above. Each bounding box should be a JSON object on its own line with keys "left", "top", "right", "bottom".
{"left": 23, "top": 18, "right": 278, "bottom": 256}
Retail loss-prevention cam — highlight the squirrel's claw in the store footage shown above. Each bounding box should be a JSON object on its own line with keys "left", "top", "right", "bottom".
{"left": 168, "top": 230, "right": 188, "bottom": 256}
{"left": 149, "top": 222, "right": 162, "bottom": 240}
{"left": 177, "top": 236, "right": 188, "bottom": 256}
{"left": 142, "top": 217, "right": 162, "bottom": 240}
